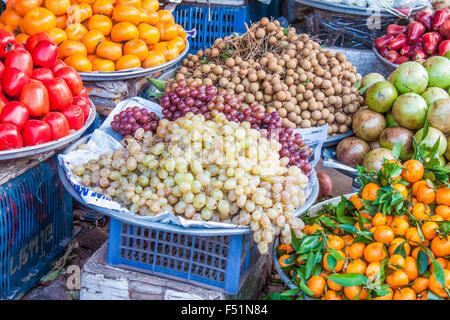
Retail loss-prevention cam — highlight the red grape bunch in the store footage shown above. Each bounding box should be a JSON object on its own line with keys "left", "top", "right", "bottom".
{"left": 111, "top": 106, "right": 160, "bottom": 137}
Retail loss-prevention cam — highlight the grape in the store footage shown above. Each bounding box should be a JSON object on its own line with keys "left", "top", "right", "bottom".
{"left": 111, "top": 106, "right": 160, "bottom": 137}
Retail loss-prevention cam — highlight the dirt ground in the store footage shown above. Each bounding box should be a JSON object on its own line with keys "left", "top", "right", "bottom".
{"left": 23, "top": 160, "right": 354, "bottom": 300}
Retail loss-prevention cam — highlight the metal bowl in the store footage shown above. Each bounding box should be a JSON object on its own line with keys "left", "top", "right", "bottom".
{"left": 58, "top": 134, "right": 319, "bottom": 234}
{"left": 0, "top": 100, "right": 96, "bottom": 160}
{"left": 78, "top": 40, "right": 190, "bottom": 81}
{"left": 372, "top": 44, "right": 397, "bottom": 73}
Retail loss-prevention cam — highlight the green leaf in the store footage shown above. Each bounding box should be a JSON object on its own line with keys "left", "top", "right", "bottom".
{"left": 353, "top": 79, "right": 362, "bottom": 90}
{"left": 427, "top": 290, "right": 445, "bottom": 300}
{"left": 264, "top": 292, "right": 281, "bottom": 300}
{"left": 417, "top": 248, "right": 428, "bottom": 275}
{"left": 372, "top": 284, "right": 391, "bottom": 297}
{"left": 329, "top": 248, "right": 346, "bottom": 260}
{"left": 291, "top": 228, "right": 302, "bottom": 252}
{"left": 432, "top": 258, "right": 447, "bottom": 291}
{"left": 326, "top": 254, "right": 337, "bottom": 273}
{"left": 298, "top": 235, "right": 320, "bottom": 253}
{"left": 336, "top": 198, "right": 346, "bottom": 222}
{"left": 393, "top": 241, "right": 406, "bottom": 258}
{"left": 338, "top": 224, "right": 359, "bottom": 234}
{"left": 392, "top": 142, "right": 402, "bottom": 160}
{"left": 326, "top": 273, "right": 369, "bottom": 287}
{"left": 304, "top": 251, "right": 315, "bottom": 281}
{"left": 148, "top": 78, "right": 167, "bottom": 92}
{"left": 299, "top": 280, "right": 316, "bottom": 297}
{"left": 281, "top": 289, "right": 300, "bottom": 297}
{"left": 283, "top": 28, "right": 287, "bottom": 36}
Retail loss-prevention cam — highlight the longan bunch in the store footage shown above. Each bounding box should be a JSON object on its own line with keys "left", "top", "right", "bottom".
{"left": 177, "top": 18, "right": 364, "bottom": 136}
{"left": 73, "top": 112, "right": 308, "bottom": 254}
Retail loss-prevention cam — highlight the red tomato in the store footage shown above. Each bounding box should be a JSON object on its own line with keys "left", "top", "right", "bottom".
{"left": 0, "top": 29, "right": 15, "bottom": 58}
{"left": 0, "top": 101, "right": 29, "bottom": 130}
{"left": 53, "top": 66, "right": 83, "bottom": 96}
{"left": 31, "top": 68, "right": 54, "bottom": 82}
{"left": 4, "top": 48, "right": 33, "bottom": 77}
{"left": 22, "top": 120, "right": 52, "bottom": 146}
{"left": 32, "top": 40, "right": 59, "bottom": 68}
{"left": 42, "top": 112, "right": 71, "bottom": 140}
{"left": 0, "top": 123, "right": 23, "bottom": 150}
{"left": 19, "top": 79, "right": 50, "bottom": 116}
{"left": 43, "top": 78, "right": 73, "bottom": 110}
{"left": 62, "top": 105, "right": 85, "bottom": 130}
{"left": 26, "top": 32, "right": 51, "bottom": 53}
{"left": 2, "top": 67, "right": 29, "bottom": 97}
{"left": 52, "top": 60, "right": 67, "bottom": 74}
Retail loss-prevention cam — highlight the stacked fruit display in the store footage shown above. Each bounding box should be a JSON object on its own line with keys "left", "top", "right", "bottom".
{"left": 375, "top": 8, "right": 449, "bottom": 65}
{"left": 0, "top": 29, "right": 90, "bottom": 151}
{"left": 336, "top": 55, "right": 450, "bottom": 171}
{"left": 0, "top": 0, "right": 186, "bottom": 72}
{"left": 73, "top": 112, "right": 310, "bottom": 254}
{"left": 272, "top": 157, "right": 450, "bottom": 300}
{"left": 175, "top": 18, "right": 364, "bottom": 136}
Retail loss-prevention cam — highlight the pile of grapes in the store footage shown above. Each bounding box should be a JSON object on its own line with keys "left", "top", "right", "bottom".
{"left": 160, "top": 80, "right": 313, "bottom": 175}
{"left": 73, "top": 112, "right": 309, "bottom": 254}
{"left": 111, "top": 106, "right": 160, "bottom": 137}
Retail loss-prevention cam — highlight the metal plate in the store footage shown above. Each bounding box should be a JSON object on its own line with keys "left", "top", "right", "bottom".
{"left": 372, "top": 44, "right": 397, "bottom": 72}
{"left": 294, "top": 0, "right": 425, "bottom": 17}
{"left": 78, "top": 40, "right": 190, "bottom": 81}
{"left": 0, "top": 100, "right": 97, "bottom": 160}
{"left": 58, "top": 134, "right": 319, "bottom": 235}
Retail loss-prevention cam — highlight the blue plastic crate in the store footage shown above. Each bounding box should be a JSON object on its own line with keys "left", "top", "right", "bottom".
{"left": 173, "top": 4, "right": 247, "bottom": 54}
{"left": 107, "top": 218, "right": 258, "bottom": 294}
{"left": 0, "top": 155, "right": 73, "bottom": 300}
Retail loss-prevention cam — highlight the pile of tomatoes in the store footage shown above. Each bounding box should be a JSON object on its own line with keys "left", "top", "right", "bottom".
{"left": 0, "top": 29, "right": 90, "bottom": 151}
{"left": 0, "top": 0, "right": 187, "bottom": 72}
{"left": 275, "top": 158, "right": 450, "bottom": 300}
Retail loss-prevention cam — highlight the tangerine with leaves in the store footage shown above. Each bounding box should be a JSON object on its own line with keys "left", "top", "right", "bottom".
{"left": 429, "top": 269, "right": 450, "bottom": 298}
{"left": 436, "top": 187, "right": 450, "bottom": 206}
{"left": 416, "top": 184, "right": 436, "bottom": 205}
{"left": 372, "top": 212, "right": 387, "bottom": 227}
{"left": 344, "top": 286, "right": 368, "bottom": 300}
{"left": 403, "top": 256, "right": 419, "bottom": 281}
{"left": 386, "top": 270, "right": 409, "bottom": 288}
{"left": 373, "top": 226, "right": 395, "bottom": 244}
{"left": 345, "top": 259, "right": 367, "bottom": 274}
{"left": 388, "top": 254, "right": 406, "bottom": 270}
{"left": 393, "top": 287, "right": 417, "bottom": 300}
{"left": 365, "top": 261, "right": 381, "bottom": 282}
{"left": 401, "top": 160, "right": 424, "bottom": 183}
{"left": 323, "top": 251, "right": 345, "bottom": 272}
{"left": 347, "top": 242, "right": 365, "bottom": 260}
{"left": 326, "top": 235, "right": 345, "bottom": 250}
{"left": 326, "top": 278, "right": 343, "bottom": 291}
{"left": 324, "top": 290, "right": 342, "bottom": 300}
{"left": 412, "top": 202, "right": 430, "bottom": 220}
{"left": 411, "top": 277, "right": 429, "bottom": 293}
{"left": 364, "top": 242, "right": 386, "bottom": 262}
{"left": 307, "top": 275, "right": 326, "bottom": 298}
{"left": 361, "top": 183, "right": 380, "bottom": 201}
{"left": 391, "top": 217, "right": 409, "bottom": 236}
{"left": 430, "top": 235, "right": 450, "bottom": 257}
{"left": 371, "top": 287, "right": 393, "bottom": 300}
{"left": 435, "top": 205, "right": 450, "bottom": 220}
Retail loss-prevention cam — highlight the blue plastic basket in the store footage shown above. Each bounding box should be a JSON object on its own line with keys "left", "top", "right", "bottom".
{"left": 107, "top": 218, "right": 258, "bottom": 294}
{"left": 173, "top": 4, "right": 247, "bottom": 54}
{"left": 0, "top": 155, "right": 73, "bottom": 300}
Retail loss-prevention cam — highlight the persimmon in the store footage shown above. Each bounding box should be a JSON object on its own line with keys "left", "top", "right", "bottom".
{"left": 157, "top": 9, "right": 174, "bottom": 24}
{"left": 156, "top": 22, "right": 178, "bottom": 41}
{"left": 15, "top": 33, "right": 30, "bottom": 44}
{"left": 115, "top": 54, "right": 140, "bottom": 70}
{"left": 67, "top": 4, "right": 92, "bottom": 24}
{"left": 176, "top": 23, "right": 186, "bottom": 40}
{"left": 142, "top": 0, "right": 158, "bottom": 11}
{"left": 169, "top": 36, "right": 185, "bottom": 53}
{"left": 64, "top": 54, "right": 93, "bottom": 72}
{"left": 45, "top": 0, "right": 70, "bottom": 16}
{"left": 65, "top": 23, "right": 88, "bottom": 42}
{"left": 92, "top": 57, "right": 115, "bottom": 71}
{"left": 59, "top": 40, "right": 87, "bottom": 59}
{"left": 47, "top": 28, "right": 67, "bottom": 45}
{"left": 112, "top": 5, "right": 142, "bottom": 25}
{"left": 145, "top": 9, "right": 159, "bottom": 25}
{"left": 96, "top": 40, "right": 122, "bottom": 61}
{"left": 402, "top": 160, "right": 424, "bottom": 183}
{"left": 23, "top": 7, "right": 56, "bottom": 35}
{"left": 123, "top": 38, "right": 148, "bottom": 61}
{"left": 137, "top": 22, "right": 159, "bottom": 45}
{"left": 55, "top": 14, "right": 68, "bottom": 29}
{"left": 14, "top": 0, "right": 43, "bottom": 17}
{"left": 88, "top": 14, "right": 113, "bottom": 36}
{"left": 111, "top": 22, "right": 138, "bottom": 42}
{"left": 82, "top": 30, "right": 105, "bottom": 54}
{"left": 92, "top": 0, "right": 114, "bottom": 16}
{"left": 1, "top": 8, "right": 21, "bottom": 27}
{"left": 154, "top": 42, "right": 178, "bottom": 61}
{"left": 115, "top": 0, "right": 141, "bottom": 8}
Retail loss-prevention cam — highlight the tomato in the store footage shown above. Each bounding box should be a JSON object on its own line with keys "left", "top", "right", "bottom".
{"left": 5, "top": 48, "right": 33, "bottom": 77}
{"left": 0, "top": 101, "right": 29, "bottom": 131}
{"left": 54, "top": 66, "right": 83, "bottom": 95}
{"left": 22, "top": 120, "right": 52, "bottom": 146}
{"left": 26, "top": 32, "right": 51, "bottom": 53}
{"left": 0, "top": 27, "right": 15, "bottom": 57}
{"left": 42, "top": 112, "right": 70, "bottom": 140}
{"left": 62, "top": 105, "right": 85, "bottom": 130}
{"left": 31, "top": 68, "right": 54, "bottom": 82}
{"left": 0, "top": 123, "right": 23, "bottom": 150}
{"left": 43, "top": 78, "right": 73, "bottom": 110}
{"left": 32, "top": 40, "right": 59, "bottom": 68}
{"left": 19, "top": 79, "right": 50, "bottom": 116}
{"left": 2, "top": 68, "right": 30, "bottom": 97}
{"left": 52, "top": 60, "right": 67, "bottom": 74}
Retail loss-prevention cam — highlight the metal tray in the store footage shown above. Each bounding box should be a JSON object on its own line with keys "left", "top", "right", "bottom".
{"left": 78, "top": 40, "right": 190, "bottom": 81}
{"left": 0, "top": 100, "right": 96, "bottom": 160}
{"left": 58, "top": 134, "right": 319, "bottom": 235}
{"left": 294, "top": 0, "right": 425, "bottom": 17}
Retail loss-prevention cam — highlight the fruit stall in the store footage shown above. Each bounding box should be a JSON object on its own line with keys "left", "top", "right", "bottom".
{"left": 0, "top": 0, "right": 448, "bottom": 302}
